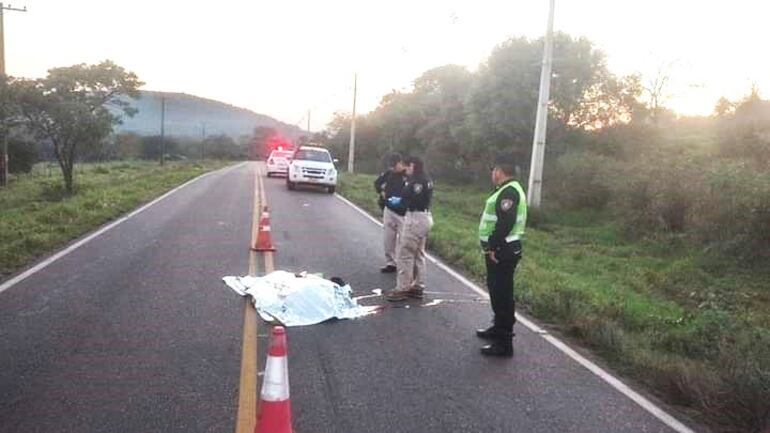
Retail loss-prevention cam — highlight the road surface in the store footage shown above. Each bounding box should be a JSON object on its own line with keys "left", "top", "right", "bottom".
{"left": 0, "top": 162, "right": 699, "bottom": 432}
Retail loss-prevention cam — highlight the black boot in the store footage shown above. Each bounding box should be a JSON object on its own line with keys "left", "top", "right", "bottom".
{"left": 480, "top": 341, "right": 513, "bottom": 357}
{"left": 380, "top": 265, "right": 397, "bottom": 273}
{"left": 476, "top": 326, "right": 514, "bottom": 340}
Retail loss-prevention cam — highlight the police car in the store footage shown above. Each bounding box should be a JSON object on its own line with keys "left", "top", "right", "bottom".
{"left": 266, "top": 149, "right": 294, "bottom": 177}
{"left": 286, "top": 145, "right": 338, "bottom": 194}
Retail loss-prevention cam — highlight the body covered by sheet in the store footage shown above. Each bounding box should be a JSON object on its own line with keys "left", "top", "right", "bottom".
{"left": 223, "top": 271, "right": 377, "bottom": 326}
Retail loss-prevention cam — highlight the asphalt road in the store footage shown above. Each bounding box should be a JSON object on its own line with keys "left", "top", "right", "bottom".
{"left": 0, "top": 163, "right": 253, "bottom": 432}
{"left": 262, "top": 170, "right": 696, "bottom": 433}
{"left": 0, "top": 162, "right": 698, "bottom": 433}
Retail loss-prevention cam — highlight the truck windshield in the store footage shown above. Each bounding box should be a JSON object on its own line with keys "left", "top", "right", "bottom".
{"left": 294, "top": 149, "right": 331, "bottom": 163}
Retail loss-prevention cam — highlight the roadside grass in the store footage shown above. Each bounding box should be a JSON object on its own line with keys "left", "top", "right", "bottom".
{"left": 0, "top": 160, "right": 233, "bottom": 279}
{"left": 339, "top": 173, "right": 770, "bottom": 433}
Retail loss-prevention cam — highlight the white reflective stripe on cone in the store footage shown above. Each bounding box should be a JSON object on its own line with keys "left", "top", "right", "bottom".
{"left": 261, "top": 355, "right": 290, "bottom": 401}
{"left": 262, "top": 226, "right": 272, "bottom": 232}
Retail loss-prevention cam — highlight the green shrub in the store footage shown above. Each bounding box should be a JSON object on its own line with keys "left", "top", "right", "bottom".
{"left": 338, "top": 172, "right": 770, "bottom": 432}
{"left": 693, "top": 162, "right": 770, "bottom": 261}
{"left": 549, "top": 152, "right": 613, "bottom": 210}
{"left": 609, "top": 152, "right": 700, "bottom": 235}
{"left": 8, "top": 138, "right": 38, "bottom": 174}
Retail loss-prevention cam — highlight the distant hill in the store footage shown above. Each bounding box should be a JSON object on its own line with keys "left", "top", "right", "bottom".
{"left": 113, "top": 91, "right": 305, "bottom": 141}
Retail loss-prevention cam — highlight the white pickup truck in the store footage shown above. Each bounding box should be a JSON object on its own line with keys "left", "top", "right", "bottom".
{"left": 286, "top": 146, "right": 338, "bottom": 194}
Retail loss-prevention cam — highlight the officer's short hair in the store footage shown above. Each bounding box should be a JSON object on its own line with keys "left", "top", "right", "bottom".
{"left": 387, "top": 152, "right": 403, "bottom": 168}
{"left": 494, "top": 153, "right": 517, "bottom": 177}
{"left": 406, "top": 156, "right": 424, "bottom": 175}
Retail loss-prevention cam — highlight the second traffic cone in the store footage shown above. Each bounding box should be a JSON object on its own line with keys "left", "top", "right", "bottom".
{"left": 255, "top": 326, "right": 292, "bottom": 433}
{"left": 253, "top": 207, "right": 275, "bottom": 251}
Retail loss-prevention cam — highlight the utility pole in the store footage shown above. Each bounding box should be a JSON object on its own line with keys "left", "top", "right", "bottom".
{"left": 0, "top": 2, "right": 27, "bottom": 188}
{"left": 526, "top": 0, "right": 555, "bottom": 208}
{"left": 306, "top": 109, "right": 311, "bottom": 135}
{"left": 200, "top": 122, "right": 206, "bottom": 161}
{"left": 348, "top": 74, "right": 357, "bottom": 173}
{"left": 0, "top": 2, "right": 27, "bottom": 75}
{"left": 160, "top": 95, "right": 166, "bottom": 166}
{"left": 1, "top": 128, "right": 6, "bottom": 188}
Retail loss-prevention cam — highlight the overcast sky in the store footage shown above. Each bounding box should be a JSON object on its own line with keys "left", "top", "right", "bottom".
{"left": 4, "top": 0, "right": 768, "bottom": 130}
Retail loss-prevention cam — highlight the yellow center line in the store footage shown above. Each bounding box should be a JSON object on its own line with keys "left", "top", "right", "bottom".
{"left": 235, "top": 163, "right": 263, "bottom": 433}
{"left": 263, "top": 251, "right": 275, "bottom": 274}
{"left": 255, "top": 163, "right": 275, "bottom": 274}
{"left": 257, "top": 162, "right": 274, "bottom": 274}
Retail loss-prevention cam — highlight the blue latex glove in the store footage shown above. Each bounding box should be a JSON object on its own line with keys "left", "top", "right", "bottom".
{"left": 387, "top": 196, "right": 402, "bottom": 206}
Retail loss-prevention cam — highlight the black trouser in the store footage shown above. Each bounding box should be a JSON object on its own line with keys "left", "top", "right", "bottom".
{"left": 485, "top": 248, "right": 521, "bottom": 335}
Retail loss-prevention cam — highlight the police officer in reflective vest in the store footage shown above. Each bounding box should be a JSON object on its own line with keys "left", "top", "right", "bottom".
{"left": 476, "top": 154, "right": 527, "bottom": 357}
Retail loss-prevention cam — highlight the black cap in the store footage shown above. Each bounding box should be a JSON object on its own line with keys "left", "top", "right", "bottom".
{"left": 387, "top": 152, "right": 403, "bottom": 168}
{"left": 493, "top": 153, "right": 517, "bottom": 176}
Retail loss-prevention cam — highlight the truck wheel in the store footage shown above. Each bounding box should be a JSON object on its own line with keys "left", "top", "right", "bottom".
{"left": 287, "top": 181, "right": 295, "bottom": 191}
{"left": 327, "top": 186, "right": 336, "bottom": 194}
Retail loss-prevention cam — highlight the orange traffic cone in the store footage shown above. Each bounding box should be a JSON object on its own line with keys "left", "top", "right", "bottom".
{"left": 255, "top": 326, "right": 293, "bottom": 433}
{"left": 253, "top": 207, "right": 276, "bottom": 251}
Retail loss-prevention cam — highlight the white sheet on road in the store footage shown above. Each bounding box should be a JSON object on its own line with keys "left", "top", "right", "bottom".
{"left": 223, "top": 271, "right": 378, "bottom": 326}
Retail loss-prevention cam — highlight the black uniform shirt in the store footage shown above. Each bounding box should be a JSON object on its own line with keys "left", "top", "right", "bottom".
{"left": 401, "top": 173, "right": 433, "bottom": 212}
{"left": 374, "top": 169, "right": 407, "bottom": 215}
{"left": 488, "top": 181, "right": 521, "bottom": 255}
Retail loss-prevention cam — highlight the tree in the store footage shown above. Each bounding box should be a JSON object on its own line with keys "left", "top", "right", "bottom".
{"left": 733, "top": 85, "right": 767, "bottom": 122}
{"left": 0, "top": 76, "right": 18, "bottom": 125}
{"left": 140, "top": 135, "right": 179, "bottom": 160}
{"left": 713, "top": 97, "right": 735, "bottom": 118}
{"left": 322, "top": 110, "right": 382, "bottom": 171}
{"left": 641, "top": 62, "right": 675, "bottom": 124}
{"left": 7, "top": 135, "right": 38, "bottom": 173}
{"left": 464, "top": 34, "right": 611, "bottom": 168}
{"left": 324, "top": 111, "right": 352, "bottom": 162}
{"left": 369, "top": 91, "right": 424, "bottom": 156}
{"left": 17, "top": 60, "right": 143, "bottom": 193}
{"left": 0, "top": 75, "right": 24, "bottom": 185}
{"left": 203, "top": 134, "right": 241, "bottom": 159}
{"left": 716, "top": 86, "right": 770, "bottom": 165}
{"left": 413, "top": 65, "right": 472, "bottom": 101}
{"left": 412, "top": 65, "right": 473, "bottom": 180}
{"left": 114, "top": 132, "right": 143, "bottom": 159}
{"left": 567, "top": 74, "right": 644, "bottom": 129}
{"left": 321, "top": 33, "right": 645, "bottom": 180}
{"left": 252, "top": 126, "right": 279, "bottom": 159}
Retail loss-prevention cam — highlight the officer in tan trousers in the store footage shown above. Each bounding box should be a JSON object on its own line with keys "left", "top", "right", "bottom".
{"left": 386, "top": 156, "right": 434, "bottom": 302}
{"left": 373, "top": 153, "right": 407, "bottom": 273}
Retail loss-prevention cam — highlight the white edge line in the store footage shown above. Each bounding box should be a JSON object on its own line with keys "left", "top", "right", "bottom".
{"left": 334, "top": 193, "right": 695, "bottom": 433}
{"left": 0, "top": 162, "right": 246, "bottom": 296}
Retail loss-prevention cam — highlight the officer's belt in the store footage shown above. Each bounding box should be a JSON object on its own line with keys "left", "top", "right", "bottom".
{"left": 480, "top": 237, "right": 521, "bottom": 248}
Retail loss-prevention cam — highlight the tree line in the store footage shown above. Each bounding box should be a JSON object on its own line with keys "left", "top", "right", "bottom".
{"left": 0, "top": 61, "right": 142, "bottom": 192}
{"left": 320, "top": 33, "right": 645, "bottom": 179}
{"left": 1, "top": 60, "right": 255, "bottom": 194}
{"left": 317, "top": 33, "right": 770, "bottom": 262}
